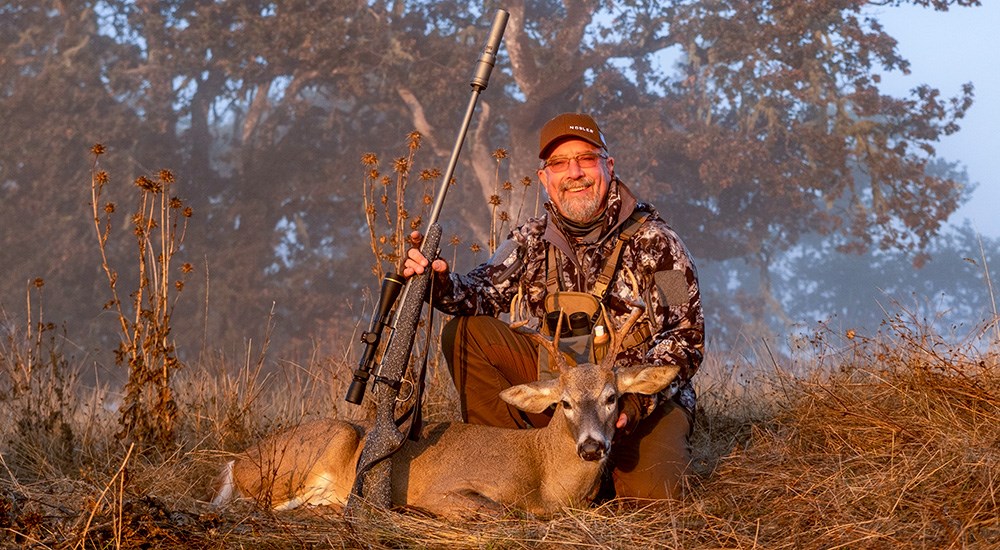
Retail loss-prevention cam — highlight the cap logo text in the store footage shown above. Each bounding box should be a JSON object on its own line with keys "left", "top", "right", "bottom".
{"left": 568, "top": 125, "right": 595, "bottom": 134}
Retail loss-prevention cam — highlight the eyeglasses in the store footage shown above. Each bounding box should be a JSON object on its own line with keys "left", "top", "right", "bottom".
{"left": 542, "top": 152, "right": 607, "bottom": 172}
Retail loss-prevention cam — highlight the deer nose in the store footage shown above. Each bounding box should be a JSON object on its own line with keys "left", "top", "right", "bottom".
{"left": 577, "top": 438, "right": 608, "bottom": 462}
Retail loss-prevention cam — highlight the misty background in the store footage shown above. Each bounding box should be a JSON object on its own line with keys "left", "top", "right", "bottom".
{"left": 1, "top": 1, "right": 996, "bottom": 387}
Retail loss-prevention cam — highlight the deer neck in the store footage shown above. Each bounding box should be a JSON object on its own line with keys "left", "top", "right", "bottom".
{"left": 534, "top": 406, "right": 605, "bottom": 505}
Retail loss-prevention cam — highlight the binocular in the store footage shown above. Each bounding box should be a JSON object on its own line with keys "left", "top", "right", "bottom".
{"left": 545, "top": 311, "right": 592, "bottom": 337}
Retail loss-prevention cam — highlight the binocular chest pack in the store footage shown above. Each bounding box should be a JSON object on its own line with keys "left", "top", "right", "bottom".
{"left": 537, "top": 211, "right": 651, "bottom": 378}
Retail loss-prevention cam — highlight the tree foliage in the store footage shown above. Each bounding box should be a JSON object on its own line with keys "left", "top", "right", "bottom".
{"left": 0, "top": 0, "right": 985, "bottom": 363}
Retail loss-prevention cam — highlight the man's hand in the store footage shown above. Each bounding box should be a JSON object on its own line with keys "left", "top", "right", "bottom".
{"left": 614, "top": 394, "right": 643, "bottom": 441}
{"left": 402, "top": 231, "right": 450, "bottom": 278}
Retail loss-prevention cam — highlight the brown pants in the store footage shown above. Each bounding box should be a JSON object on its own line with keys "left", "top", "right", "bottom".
{"left": 441, "top": 315, "right": 691, "bottom": 499}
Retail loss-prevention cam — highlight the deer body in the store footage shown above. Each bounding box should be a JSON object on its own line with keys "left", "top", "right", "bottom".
{"left": 392, "top": 411, "right": 604, "bottom": 515}
{"left": 212, "top": 361, "right": 679, "bottom": 518}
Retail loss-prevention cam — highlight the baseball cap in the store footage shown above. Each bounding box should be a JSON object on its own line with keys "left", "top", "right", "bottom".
{"left": 538, "top": 113, "right": 608, "bottom": 159}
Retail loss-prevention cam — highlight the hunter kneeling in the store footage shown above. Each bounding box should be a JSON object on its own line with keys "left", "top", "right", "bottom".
{"left": 404, "top": 113, "right": 704, "bottom": 501}
{"left": 211, "top": 112, "right": 702, "bottom": 516}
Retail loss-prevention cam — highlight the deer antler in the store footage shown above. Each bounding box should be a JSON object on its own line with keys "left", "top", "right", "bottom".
{"left": 599, "top": 265, "right": 647, "bottom": 369}
{"left": 509, "top": 284, "right": 531, "bottom": 330}
{"left": 510, "top": 306, "right": 574, "bottom": 374}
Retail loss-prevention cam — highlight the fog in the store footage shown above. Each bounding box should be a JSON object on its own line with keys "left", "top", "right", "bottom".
{"left": 1, "top": 2, "right": 997, "bottom": 387}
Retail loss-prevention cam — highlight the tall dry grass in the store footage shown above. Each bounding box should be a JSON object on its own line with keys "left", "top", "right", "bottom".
{"left": 2, "top": 308, "right": 996, "bottom": 548}
{"left": 89, "top": 144, "right": 193, "bottom": 450}
{"left": 1, "top": 142, "right": 998, "bottom": 548}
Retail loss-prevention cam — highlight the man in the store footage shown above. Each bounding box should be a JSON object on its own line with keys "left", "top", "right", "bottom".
{"left": 403, "top": 112, "right": 703, "bottom": 499}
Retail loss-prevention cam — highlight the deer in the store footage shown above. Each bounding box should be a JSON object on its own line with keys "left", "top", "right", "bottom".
{"left": 211, "top": 301, "right": 679, "bottom": 518}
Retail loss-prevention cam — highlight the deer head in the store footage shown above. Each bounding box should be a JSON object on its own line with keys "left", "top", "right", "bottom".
{"left": 501, "top": 300, "right": 679, "bottom": 462}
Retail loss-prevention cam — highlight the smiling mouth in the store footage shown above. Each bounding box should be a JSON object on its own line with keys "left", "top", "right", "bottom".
{"left": 563, "top": 182, "right": 592, "bottom": 193}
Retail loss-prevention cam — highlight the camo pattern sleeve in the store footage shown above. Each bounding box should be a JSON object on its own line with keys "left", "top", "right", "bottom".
{"left": 427, "top": 216, "right": 547, "bottom": 317}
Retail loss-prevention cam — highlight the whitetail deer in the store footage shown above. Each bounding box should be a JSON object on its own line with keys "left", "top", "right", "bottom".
{"left": 211, "top": 306, "right": 678, "bottom": 518}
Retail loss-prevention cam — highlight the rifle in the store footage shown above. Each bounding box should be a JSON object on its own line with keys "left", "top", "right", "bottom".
{"left": 345, "top": 8, "right": 509, "bottom": 515}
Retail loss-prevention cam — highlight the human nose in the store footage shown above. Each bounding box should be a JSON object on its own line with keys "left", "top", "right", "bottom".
{"left": 565, "top": 157, "right": 586, "bottom": 177}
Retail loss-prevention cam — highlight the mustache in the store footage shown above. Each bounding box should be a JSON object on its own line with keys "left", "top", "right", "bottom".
{"left": 560, "top": 177, "right": 595, "bottom": 192}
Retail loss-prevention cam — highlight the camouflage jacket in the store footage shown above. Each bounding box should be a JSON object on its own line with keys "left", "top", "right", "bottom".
{"left": 429, "top": 178, "right": 704, "bottom": 418}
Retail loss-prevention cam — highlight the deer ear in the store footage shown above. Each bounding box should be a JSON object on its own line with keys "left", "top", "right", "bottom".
{"left": 615, "top": 365, "right": 680, "bottom": 395}
{"left": 499, "top": 379, "right": 561, "bottom": 414}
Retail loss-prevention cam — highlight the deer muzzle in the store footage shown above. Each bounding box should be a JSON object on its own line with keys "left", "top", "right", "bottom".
{"left": 577, "top": 437, "right": 608, "bottom": 462}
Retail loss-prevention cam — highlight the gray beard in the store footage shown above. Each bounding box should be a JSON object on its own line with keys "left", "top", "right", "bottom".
{"left": 561, "top": 196, "right": 603, "bottom": 223}
{"left": 559, "top": 180, "right": 603, "bottom": 222}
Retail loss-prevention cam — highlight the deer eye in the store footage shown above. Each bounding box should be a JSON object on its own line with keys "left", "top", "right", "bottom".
{"left": 605, "top": 394, "right": 616, "bottom": 406}
{"left": 561, "top": 400, "right": 572, "bottom": 410}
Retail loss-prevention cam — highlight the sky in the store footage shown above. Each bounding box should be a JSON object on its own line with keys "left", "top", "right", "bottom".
{"left": 873, "top": 2, "right": 1000, "bottom": 238}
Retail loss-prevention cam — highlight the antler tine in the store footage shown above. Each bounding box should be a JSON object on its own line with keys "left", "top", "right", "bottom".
{"left": 548, "top": 309, "right": 574, "bottom": 371}
{"left": 508, "top": 303, "right": 573, "bottom": 373}
{"left": 600, "top": 265, "right": 647, "bottom": 369}
{"left": 624, "top": 264, "right": 642, "bottom": 301}
{"left": 552, "top": 308, "right": 564, "bottom": 353}
{"left": 521, "top": 331, "right": 573, "bottom": 374}
{"left": 509, "top": 285, "right": 529, "bottom": 329}
{"left": 600, "top": 305, "right": 645, "bottom": 368}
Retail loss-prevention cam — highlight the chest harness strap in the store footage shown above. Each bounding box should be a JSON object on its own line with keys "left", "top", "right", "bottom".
{"left": 545, "top": 211, "right": 651, "bottom": 351}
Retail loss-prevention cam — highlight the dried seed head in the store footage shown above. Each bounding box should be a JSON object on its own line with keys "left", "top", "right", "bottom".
{"left": 492, "top": 148, "right": 508, "bottom": 160}
{"left": 521, "top": 176, "right": 533, "bottom": 187}
{"left": 408, "top": 132, "right": 421, "bottom": 150}
{"left": 361, "top": 153, "right": 378, "bottom": 166}
{"left": 104, "top": 202, "right": 115, "bottom": 214}
{"left": 91, "top": 143, "right": 106, "bottom": 155}
{"left": 158, "top": 169, "right": 175, "bottom": 184}
{"left": 450, "top": 235, "right": 461, "bottom": 246}
{"left": 489, "top": 194, "right": 501, "bottom": 206}
{"left": 469, "top": 243, "right": 481, "bottom": 253}
{"left": 181, "top": 263, "right": 193, "bottom": 274}
{"left": 393, "top": 157, "right": 410, "bottom": 174}
{"left": 502, "top": 180, "right": 513, "bottom": 191}
{"left": 169, "top": 197, "right": 182, "bottom": 209}
{"left": 33, "top": 278, "right": 44, "bottom": 288}
{"left": 183, "top": 206, "right": 193, "bottom": 217}
{"left": 135, "top": 176, "right": 161, "bottom": 193}
{"left": 95, "top": 170, "right": 110, "bottom": 185}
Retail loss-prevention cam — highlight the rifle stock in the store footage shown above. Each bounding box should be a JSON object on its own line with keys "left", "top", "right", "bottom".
{"left": 346, "top": 9, "right": 509, "bottom": 514}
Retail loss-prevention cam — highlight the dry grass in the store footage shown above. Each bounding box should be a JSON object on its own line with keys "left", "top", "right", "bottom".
{"left": 2, "top": 307, "right": 998, "bottom": 549}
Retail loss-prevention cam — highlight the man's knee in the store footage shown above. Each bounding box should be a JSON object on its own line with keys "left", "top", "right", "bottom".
{"left": 612, "top": 400, "right": 692, "bottom": 500}
{"left": 441, "top": 315, "right": 496, "bottom": 374}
